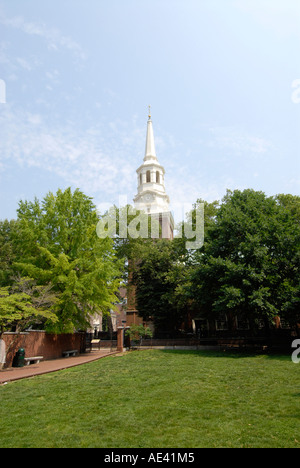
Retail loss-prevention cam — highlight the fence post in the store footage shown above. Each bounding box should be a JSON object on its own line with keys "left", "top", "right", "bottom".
{"left": 117, "top": 327, "right": 124, "bottom": 352}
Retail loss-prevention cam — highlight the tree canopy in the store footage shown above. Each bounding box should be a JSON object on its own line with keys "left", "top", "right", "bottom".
{"left": 0, "top": 188, "right": 123, "bottom": 333}
{"left": 188, "top": 189, "right": 300, "bottom": 333}
{"left": 0, "top": 187, "right": 299, "bottom": 337}
{"left": 124, "top": 189, "right": 300, "bottom": 336}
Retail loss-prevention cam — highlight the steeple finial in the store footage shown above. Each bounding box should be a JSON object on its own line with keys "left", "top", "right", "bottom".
{"left": 148, "top": 105, "right": 151, "bottom": 120}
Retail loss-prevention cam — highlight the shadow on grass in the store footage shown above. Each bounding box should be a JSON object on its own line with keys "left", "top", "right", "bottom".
{"left": 157, "top": 348, "right": 292, "bottom": 362}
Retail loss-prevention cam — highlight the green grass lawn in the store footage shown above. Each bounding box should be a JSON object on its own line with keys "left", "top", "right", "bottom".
{"left": 0, "top": 349, "right": 299, "bottom": 448}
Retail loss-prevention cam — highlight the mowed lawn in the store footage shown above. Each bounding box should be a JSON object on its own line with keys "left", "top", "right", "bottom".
{"left": 0, "top": 349, "right": 299, "bottom": 448}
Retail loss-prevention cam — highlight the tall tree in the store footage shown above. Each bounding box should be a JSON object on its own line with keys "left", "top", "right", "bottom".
{"left": 274, "top": 194, "right": 300, "bottom": 331}
{"left": 189, "top": 189, "right": 300, "bottom": 333}
{"left": 13, "top": 188, "right": 122, "bottom": 333}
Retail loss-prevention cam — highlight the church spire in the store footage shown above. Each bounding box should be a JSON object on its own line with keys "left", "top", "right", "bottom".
{"left": 133, "top": 109, "right": 174, "bottom": 238}
{"left": 144, "top": 106, "right": 157, "bottom": 162}
{"left": 134, "top": 109, "right": 170, "bottom": 213}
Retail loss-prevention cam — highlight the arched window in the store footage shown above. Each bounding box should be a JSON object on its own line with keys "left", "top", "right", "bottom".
{"left": 140, "top": 174, "right": 143, "bottom": 185}
{"left": 146, "top": 170, "right": 151, "bottom": 183}
{"left": 156, "top": 171, "right": 160, "bottom": 183}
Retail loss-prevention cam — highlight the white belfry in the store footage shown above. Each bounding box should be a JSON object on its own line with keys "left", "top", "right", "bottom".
{"left": 134, "top": 109, "right": 174, "bottom": 239}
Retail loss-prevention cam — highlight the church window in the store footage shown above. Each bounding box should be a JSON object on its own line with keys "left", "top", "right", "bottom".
{"left": 215, "top": 313, "right": 228, "bottom": 331}
{"left": 156, "top": 171, "right": 160, "bottom": 183}
{"left": 140, "top": 174, "right": 142, "bottom": 185}
{"left": 146, "top": 170, "right": 151, "bottom": 183}
{"left": 235, "top": 316, "right": 250, "bottom": 330}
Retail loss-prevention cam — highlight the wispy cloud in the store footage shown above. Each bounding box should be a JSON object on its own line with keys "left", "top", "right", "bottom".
{"left": 207, "top": 126, "right": 274, "bottom": 156}
{"left": 0, "top": 103, "right": 210, "bottom": 220}
{"left": 0, "top": 12, "right": 86, "bottom": 60}
{"left": 0, "top": 102, "right": 279, "bottom": 223}
{"left": 0, "top": 105, "right": 140, "bottom": 207}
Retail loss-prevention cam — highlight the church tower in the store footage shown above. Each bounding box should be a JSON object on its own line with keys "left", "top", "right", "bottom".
{"left": 125, "top": 109, "right": 174, "bottom": 329}
{"left": 133, "top": 108, "right": 174, "bottom": 239}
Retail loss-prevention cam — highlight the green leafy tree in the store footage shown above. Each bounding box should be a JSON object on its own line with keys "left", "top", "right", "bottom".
{"left": 0, "top": 277, "right": 57, "bottom": 366}
{"left": 273, "top": 194, "right": 300, "bottom": 331}
{"left": 13, "top": 188, "right": 122, "bottom": 333}
{"left": 131, "top": 239, "right": 190, "bottom": 336}
{"left": 125, "top": 324, "right": 153, "bottom": 346}
{"left": 0, "top": 280, "right": 57, "bottom": 334}
{"left": 189, "top": 189, "right": 300, "bottom": 333}
{"left": 0, "top": 220, "right": 21, "bottom": 286}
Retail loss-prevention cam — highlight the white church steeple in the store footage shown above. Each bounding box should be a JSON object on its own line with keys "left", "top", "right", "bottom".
{"left": 144, "top": 106, "right": 157, "bottom": 162}
{"left": 133, "top": 109, "right": 174, "bottom": 238}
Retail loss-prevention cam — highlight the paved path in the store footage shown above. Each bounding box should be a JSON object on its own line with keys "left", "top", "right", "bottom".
{"left": 0, "top": 350, "right": 119, "bottom": 384}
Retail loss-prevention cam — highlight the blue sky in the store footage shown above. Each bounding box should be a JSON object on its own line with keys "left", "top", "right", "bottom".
{"left": 0, "top": 0, "right": 299, "bottom": 222}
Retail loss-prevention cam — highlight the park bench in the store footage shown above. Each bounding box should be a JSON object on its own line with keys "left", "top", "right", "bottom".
{"left": 24, "top": 356, "right": 43, "bottom": 366}
{"left": 62, "top": 350, "right": 79, "bottom": 358}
